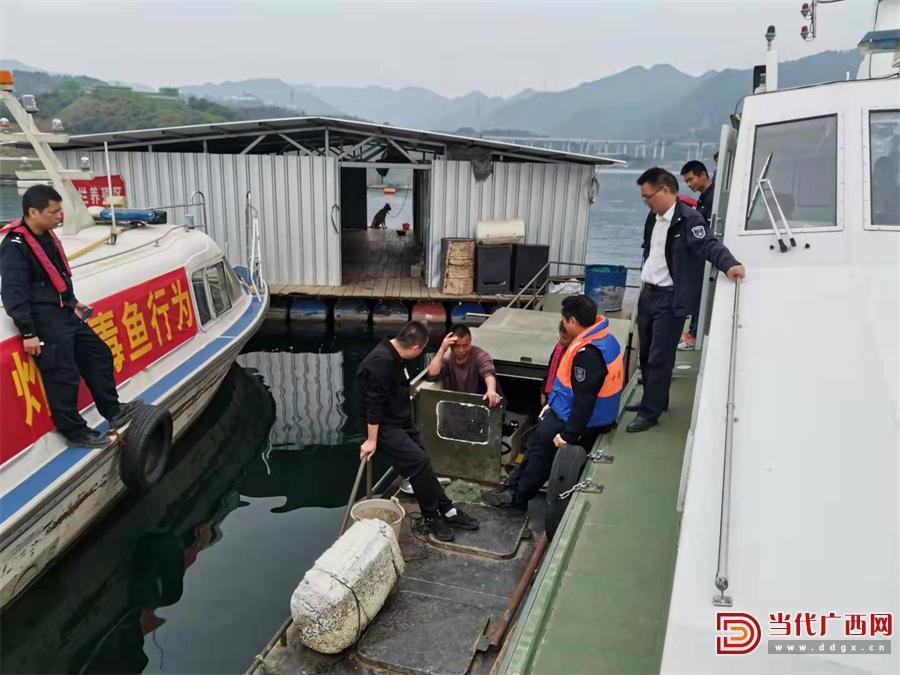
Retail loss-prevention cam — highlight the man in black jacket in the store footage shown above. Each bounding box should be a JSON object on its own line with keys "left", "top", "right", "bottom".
{"left": 678, "top": 160, "right": 717, "bottom": 350}
{"left": 1, "top": 185, "right": 138, "bottom": 448}
{"left": 356, "top": 320, "right": 478, "bottom": 541}
{"left": 627, "top": 167, "right": 745, "bottom": 433}
{"left": 482, "top": 295, "right": 621, "bottom": 510}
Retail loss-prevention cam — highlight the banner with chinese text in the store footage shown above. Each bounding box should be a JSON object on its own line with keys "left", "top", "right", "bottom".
{"left": 0, "top": 267, "right": 197, "bottom": 462}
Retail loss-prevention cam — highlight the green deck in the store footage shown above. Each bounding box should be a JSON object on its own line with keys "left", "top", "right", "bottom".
{"left": 499, "top": 351, "right": 701, "bottom": 674}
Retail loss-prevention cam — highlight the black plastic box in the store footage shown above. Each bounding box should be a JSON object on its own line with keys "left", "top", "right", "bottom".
{"left": 512, "top": 244, "right": 550, "bottom": 292}
{"left": 476, "top": 244, "right": 512, "bottom": 295}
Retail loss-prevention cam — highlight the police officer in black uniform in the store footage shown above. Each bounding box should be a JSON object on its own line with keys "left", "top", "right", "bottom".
{"left": 626, "top": 168, "right": 745, "bottom": 433}
{"left": 1, "top": 185, "right": 138, "bottom": 447}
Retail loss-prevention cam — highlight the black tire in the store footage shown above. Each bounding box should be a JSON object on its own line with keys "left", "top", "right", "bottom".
{"left": 545, "top": 444, "right": 587, "bottom": 539}
{"left": 120, "top": 404, "right": 173, "bottom": 490}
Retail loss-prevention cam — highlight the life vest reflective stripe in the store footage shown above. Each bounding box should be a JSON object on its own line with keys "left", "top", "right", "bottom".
{"left": 0, "top": 219, "right": 71, "bottom": 294}
{"left": 549, "top": 317, "right": 624, "bottom": 428}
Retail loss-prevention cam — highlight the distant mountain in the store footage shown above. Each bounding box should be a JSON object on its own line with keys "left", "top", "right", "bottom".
{"left": 180, "top": 78, "right": 341, "bottom": 115}
{"left": 0, "top": 59, "right": 43, "bottom": 72}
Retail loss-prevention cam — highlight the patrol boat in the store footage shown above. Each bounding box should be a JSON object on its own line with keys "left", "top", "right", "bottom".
{"left": 253, "top": 1, "right": 898, "bottom": 672}
{"left": 0, "top": 70, "right": 269, "bottom": 608}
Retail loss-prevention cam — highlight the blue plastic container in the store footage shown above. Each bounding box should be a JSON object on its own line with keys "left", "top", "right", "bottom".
{"left": 584, "top": 264, "right": 627, "bottom": 313}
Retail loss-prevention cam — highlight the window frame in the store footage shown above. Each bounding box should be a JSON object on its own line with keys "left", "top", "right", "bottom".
{"left": 189, "top": 258, "right": 238, "bottom": 330}
{"left": 206, "top": 260, "right": 233, "bottom": 318}
{"left": 863, "top": 107, "right": 900, "bottom": 232}
{"left": 740, "top": 112, "right": 844, "bottom": 237}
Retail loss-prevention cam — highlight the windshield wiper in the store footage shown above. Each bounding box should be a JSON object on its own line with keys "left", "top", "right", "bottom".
{"left": 746, "top": 152, "right": 797, "bottom": 253}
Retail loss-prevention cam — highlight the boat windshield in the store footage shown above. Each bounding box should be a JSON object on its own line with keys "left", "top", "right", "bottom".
{"left": 746, "top": 115, "right": 838, "bottom": 231}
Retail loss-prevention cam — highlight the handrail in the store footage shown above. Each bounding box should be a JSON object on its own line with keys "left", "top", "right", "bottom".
{"left": 506, "top": 260, "right": 642, "bottom": 311}
{"left": 713, "top": 278, "right": 741, "bottom": 607}
{"left": 190, "top": 190, "right": 209, "bottom": 231}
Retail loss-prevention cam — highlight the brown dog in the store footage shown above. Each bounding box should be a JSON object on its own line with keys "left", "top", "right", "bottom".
{"left": 370, "top": 203, "right": 391, "bottom": 229}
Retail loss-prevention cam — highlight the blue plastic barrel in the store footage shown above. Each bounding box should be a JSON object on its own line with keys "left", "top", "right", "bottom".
{"left": 584, "top": 264, "right": 627, "bottom": 313}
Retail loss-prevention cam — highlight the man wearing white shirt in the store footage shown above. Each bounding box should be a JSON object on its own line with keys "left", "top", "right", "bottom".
{"left": 627, "top": 168, "right": 745, "bottom": 433}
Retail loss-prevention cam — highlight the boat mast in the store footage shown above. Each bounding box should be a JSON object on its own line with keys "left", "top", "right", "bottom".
{"left": 0, "top": 70, "right": 95, "bottom": 235}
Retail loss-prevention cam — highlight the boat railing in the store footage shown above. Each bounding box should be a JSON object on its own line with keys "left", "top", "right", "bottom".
{"left": 244, "top": 191, "right": 266, "bottom": 296}
{"left": 713, "top": 277, "right": 741, "bottom": 607}
{"left": 506, "top": 260, "right": 641, "bottom": 311}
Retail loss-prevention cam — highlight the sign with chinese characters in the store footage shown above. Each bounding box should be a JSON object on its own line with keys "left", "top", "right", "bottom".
{"left": 0, "top": 267, "right": 196, "bottom": 462}
{"left": 71, "top": 176, "right": 127, "bottom": 208}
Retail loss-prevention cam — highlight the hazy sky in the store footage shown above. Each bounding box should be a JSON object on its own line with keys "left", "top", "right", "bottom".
{"left": 0, "top": 0, "right": 875, "bottom": 98}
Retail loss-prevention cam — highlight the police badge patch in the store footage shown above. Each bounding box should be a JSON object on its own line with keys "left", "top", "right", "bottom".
{"left": 691, "top": 225, "right": 707, "bottom": 239}
{"left": 574, "top": 366, "right": 587, "bottom": 382}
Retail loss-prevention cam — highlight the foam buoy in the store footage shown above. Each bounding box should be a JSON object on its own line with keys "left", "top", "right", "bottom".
{"left": 411, "top": 301, "right": 446, "bottom": 326}
{"left": 451, "top": 302, "right": 487, "bottom": 326}
{"left": 120, "top": 404, "right": 173, "bottom": 490}
{"left": 289, "top": 297, "right": 328, "bottom": 323}
{"left": 372, "top": 300, "right": 409, "bottom": 325}
{"left": 334, "top": 299, "right": 370, "bottom": 324}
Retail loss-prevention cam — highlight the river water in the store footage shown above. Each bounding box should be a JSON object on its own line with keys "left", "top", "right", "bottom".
{"left": 0, "top": 169, "right": 652, "bottom": 673}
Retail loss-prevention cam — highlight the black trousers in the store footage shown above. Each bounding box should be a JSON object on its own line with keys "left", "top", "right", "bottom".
{"left": 34, "top": 309, "right": 121, "bottom": 439}
{"left": 637, "top": 286, "right": 685, "bottom": 421}
{"left": 377, "top": 424, "right": 452, "bottom": 517}
{"left": 504, "top": 410, "right": 601, "bottom": 509}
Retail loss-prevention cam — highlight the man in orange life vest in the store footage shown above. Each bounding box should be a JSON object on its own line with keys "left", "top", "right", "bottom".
{"left": 483, "top": 295, "right": 623, "bottom": 510}
{"left": 0, "top": 185, "right": 139, "bottom": 448}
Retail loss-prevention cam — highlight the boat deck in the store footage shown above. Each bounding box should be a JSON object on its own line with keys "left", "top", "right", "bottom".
{"left": 499, "top": 351, "right": 700, "bottom": 674}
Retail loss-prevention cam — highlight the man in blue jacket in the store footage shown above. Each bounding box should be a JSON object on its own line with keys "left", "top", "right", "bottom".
{"left": 626, "top": 167, "right": 745, "bottom": 433}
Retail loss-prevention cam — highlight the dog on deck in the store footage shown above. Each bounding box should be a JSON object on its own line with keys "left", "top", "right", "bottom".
{"left": 370, "top": 203, "right": 391, "bottom": 229}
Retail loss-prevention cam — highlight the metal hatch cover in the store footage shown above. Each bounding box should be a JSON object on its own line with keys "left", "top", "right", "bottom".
{"left": 470, "top": 308, "right": 560, "bottom": 367}
{"left": 357, "top": 590, "right": 490, "bottom": 675}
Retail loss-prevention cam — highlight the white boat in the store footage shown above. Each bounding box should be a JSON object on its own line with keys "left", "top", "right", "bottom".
{"left": 0, "top": 71, "right": 269, "bottom": 608}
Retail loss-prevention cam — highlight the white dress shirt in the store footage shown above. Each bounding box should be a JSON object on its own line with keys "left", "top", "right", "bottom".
{"left": 640, "top": 203, "right": 675, "bottom": 286}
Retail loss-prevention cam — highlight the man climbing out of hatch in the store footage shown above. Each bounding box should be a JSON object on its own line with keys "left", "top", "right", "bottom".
{"left": 423, "top": 324, "right": 502, "bottom": 407}
{"left": 356, "top": 320, "right": 479, "bottom": 542}
{"left": 370, "top": 203, "right": 391, "bottom": 229}
{"left": 0, "top": 185, "right": 140, "bottom": 448}
{"left": 482, "top": 295, "right": 623, "bottom": 510}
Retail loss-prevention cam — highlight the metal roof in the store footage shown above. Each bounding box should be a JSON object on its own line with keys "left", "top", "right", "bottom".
{"left": 63, "top": 116, "right": 621, "bottom": 165}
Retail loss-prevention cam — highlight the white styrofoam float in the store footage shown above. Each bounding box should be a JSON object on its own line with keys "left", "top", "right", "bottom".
{"left": 475, "top": 218, "right": 525, "bottom": 245}
{"left": 290, "top": 518, "right": 405, "bottom": 654}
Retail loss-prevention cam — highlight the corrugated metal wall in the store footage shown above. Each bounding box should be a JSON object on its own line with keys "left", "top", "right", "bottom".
{"left": 59, "top": 150, "right": 341, "bottom": 286}
{"left": 238, "top": 350, "right": 347, "bottom": 447}
{"left": 427, "top": 160, "right": 594, "bottom": 287}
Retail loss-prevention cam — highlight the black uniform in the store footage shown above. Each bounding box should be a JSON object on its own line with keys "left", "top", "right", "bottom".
{"left": 504, "top": 343, "right": 611, "bottom": 509}
{"left": 687, "top": 181, "right": 716, "bottom": 336}
{"left": 638, "top": 200, "right": 739, "bottom": 421}
{"left": 1, "top": 221, "right": 121, "bottom": 439}
{"left": 355, "top": 339, "right": 453, "bottom": 518}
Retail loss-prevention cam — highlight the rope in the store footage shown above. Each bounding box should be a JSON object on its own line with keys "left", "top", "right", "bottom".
{"left": 403, "top": 512, "right": 431, "bottom": 563}
{"left": 316, "top": 567, "right": 370, "bottom": 646}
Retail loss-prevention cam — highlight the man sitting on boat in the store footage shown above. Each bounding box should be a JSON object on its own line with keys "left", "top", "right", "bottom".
{"left": 0, "top": 185, "right": 139, "bottom": 448}
{"left": 424, "top": 324, "right": 502, "bottom": 407}
{"left": 483, "top": 295, "right": 623, "bottom": 511}
{"left": 356, "top": 320, "right": 479, "bottom": 542}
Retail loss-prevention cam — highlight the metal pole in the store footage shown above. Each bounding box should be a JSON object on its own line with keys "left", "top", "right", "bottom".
{"left": 713, "top": 278, "right": 741, "bottom": 607}
{"left": 339, "top": 459, "right": 367, "bottom": 536}
{"left": 366, "top": 460, "right": 373, "bottom": 500}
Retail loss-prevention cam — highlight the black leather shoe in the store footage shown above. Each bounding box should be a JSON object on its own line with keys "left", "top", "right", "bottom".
{"left": 424, "top": 515, "right": 454, "bottom": 541}
{"left": 108, "top": 400, "right": 143, "bottom": 428}
{"left": 626, "top": 416, "right": 657, "bottom": 433}
{"left": 443, "top": 507, "right": 479, "bottom": 530}
{"left": 66, "top": 429, "right": 111, "bottom": 448}
{"left": 481, "top": 488, "right": 514, "bottom": 508}
{"left": 624, "top": 404, "right": 641, "bottom": 412}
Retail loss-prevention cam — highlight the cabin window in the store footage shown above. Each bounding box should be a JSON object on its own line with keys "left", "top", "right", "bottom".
{"left": 224, "top": 262, "right": 244, "bottom": 301}
{"left": 191, "top": 270, "right": 212, "bottom": 325}
{"left": 436, "top": 401, "right": 490, "bottom": 445}
{"left": 746, "top": 115, "right": 838, "bottom": 231}
{"left": 206, "top": 262, "right": 233, "bottom": 317}
{"left": 869, "top": 110, "right": 900, "bottom": 228}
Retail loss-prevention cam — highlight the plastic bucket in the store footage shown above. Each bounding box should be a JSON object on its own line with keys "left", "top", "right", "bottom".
{"left": 350, "top": 497, "right": 405, "bottom": 540}
{"left": 584, "top": 264, "right": 627, "bottom": 313}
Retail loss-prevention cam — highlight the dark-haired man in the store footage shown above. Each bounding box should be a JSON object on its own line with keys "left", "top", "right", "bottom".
{"left": 1, "top": 184, "right": 139, "bottom": 448}
{"left": 356, "top": 320, "right": 478, "bottom": 541}
{"left": 678, "top": 160, "right": 716, "bottom": 350}
{"left": 483, "top": 295, "right": 623, "bottom": 510}
{"left": 628, "top": 167, "right": 745, "bottom": 433}
{"left": 424, "top": 324, "right": 502, "bottom": 406}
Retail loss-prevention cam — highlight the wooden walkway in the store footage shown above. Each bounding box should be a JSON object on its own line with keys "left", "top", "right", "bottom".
{"left": 268, "top": 228, "right": 528, "bottom": 303}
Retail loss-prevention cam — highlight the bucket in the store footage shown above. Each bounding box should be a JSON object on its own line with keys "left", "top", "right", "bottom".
{"left": 350, "top": 497, "right": 405, "bottom": 540}
{"left": 585, "top": 264, "right": 627, "bottom": 313}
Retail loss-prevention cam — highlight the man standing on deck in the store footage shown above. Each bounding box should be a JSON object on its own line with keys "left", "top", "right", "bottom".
{"left": 626, "top": 167, "right": 745, "bottom": 433}
{"left": 482, "top": 295, "right": 623, "bottom": 511}
{"left": 356, "top": 320, "right": 479, "bottom": 542}
{"left": 0, "top": 185, "right": 139, "bottom": 448}
{"left": 424, "top": 324, "right": 502, "bottom": 406}
{"left": 677, "top": 160, "right": 717, "bottom": 350}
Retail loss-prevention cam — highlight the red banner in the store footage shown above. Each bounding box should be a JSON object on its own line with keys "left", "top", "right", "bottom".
{"left": 0, "top": 267, "right": 197, "bottom": 462}
{"left": 71, "top": 175, "right": 127, "bottom": 208}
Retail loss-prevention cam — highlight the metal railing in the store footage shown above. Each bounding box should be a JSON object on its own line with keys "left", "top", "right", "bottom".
{"left": 713, "top": 278, "right": 741, "bottom": 607}
{"left": 506, "top": 260, "right": 641, "bottom": 311}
